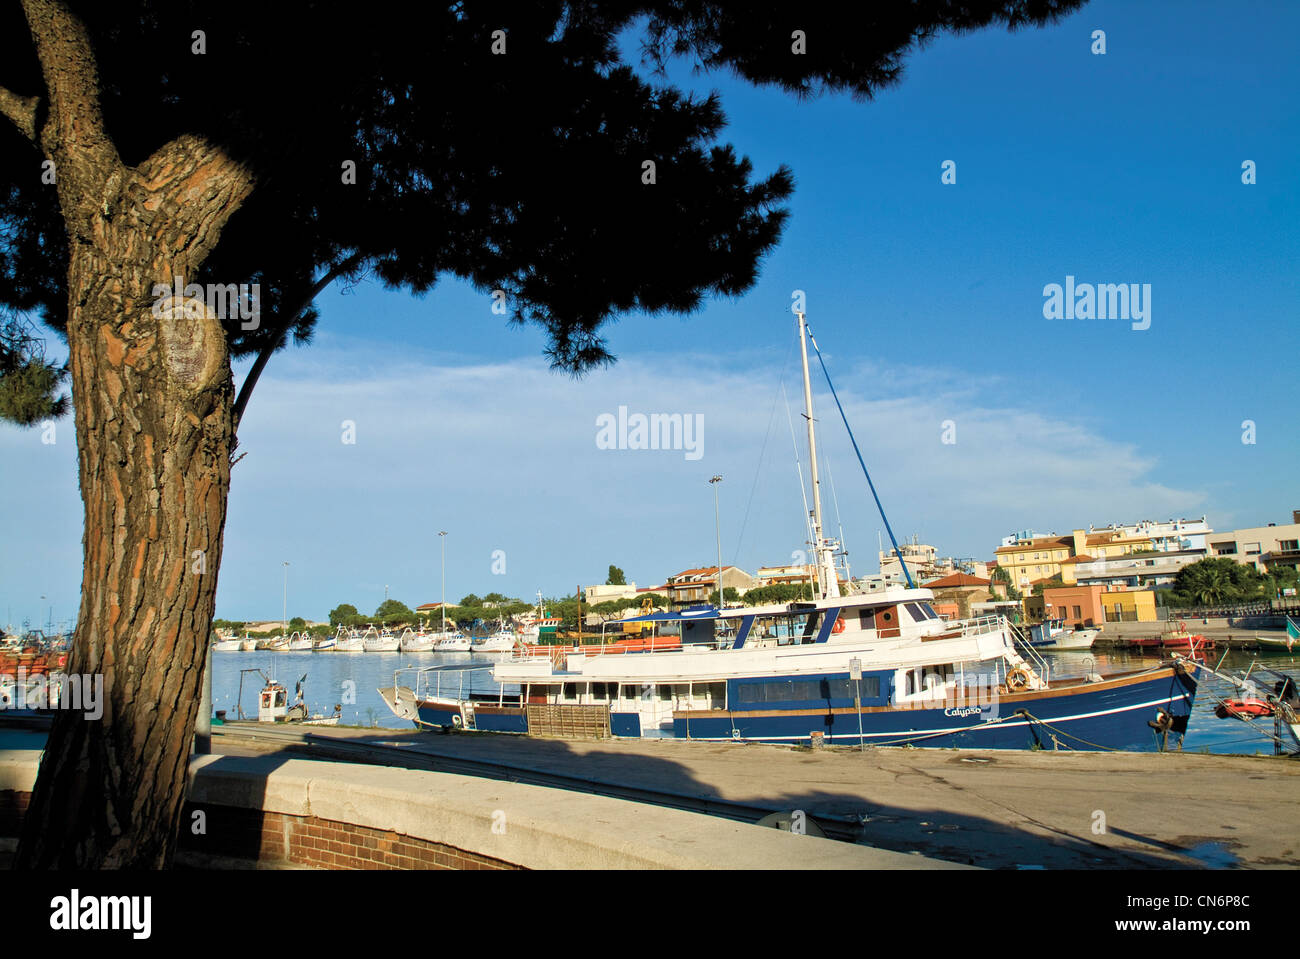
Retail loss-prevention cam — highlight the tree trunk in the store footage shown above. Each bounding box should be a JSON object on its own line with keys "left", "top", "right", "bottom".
{"left": 6, "top": 0, "right": 255, "bottom": 868}
{"left": 12, "top": 169, "right": 251, "bottom": 872}
{"left": 13, "top": 250, "right": 236, "bottom": 868}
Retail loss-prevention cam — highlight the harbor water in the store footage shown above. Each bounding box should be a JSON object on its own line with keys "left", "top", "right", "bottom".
{"left": 209, "top": 646, "right": 1299, "bottom": 755}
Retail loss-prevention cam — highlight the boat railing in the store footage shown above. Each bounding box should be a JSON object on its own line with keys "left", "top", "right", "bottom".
{"left": 1002, "top": 617, "right": 1051, "bottom": 686}
{"left": 506, "top": 637, "right": 685, "bottom": 663}
{"left": 959, "top": 615, "right": 1004, "bottom": 638}
{"left": 394, "top": 663, "right": 498, "bottom": 704}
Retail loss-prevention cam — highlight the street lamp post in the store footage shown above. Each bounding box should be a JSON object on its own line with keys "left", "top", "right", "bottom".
{"left": 439, "top": 532, "right": 448, "bottom": 634}
{"left": 709, "top": 476, "right": 723, "bottom": 608}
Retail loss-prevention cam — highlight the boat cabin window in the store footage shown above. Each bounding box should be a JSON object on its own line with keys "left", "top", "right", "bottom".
{"left": 753, "top": 611, "right": 821, "bottom": 644}
{"left": 903, "top": 603, "right": 940, "bottom": 622}
{"left": 736, "top": 676, "right": 880, "bottom": 704}
{"left": 857, "top": 608, "right": 876, "bottom": 629}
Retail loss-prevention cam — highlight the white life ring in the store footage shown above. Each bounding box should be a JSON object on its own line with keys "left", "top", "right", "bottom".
{"left": 452, "top": 713, "right": 463, "bottom": 727}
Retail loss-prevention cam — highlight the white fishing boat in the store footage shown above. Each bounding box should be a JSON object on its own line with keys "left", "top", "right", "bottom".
{"left": 473, "top": 634, "right": 517, "bottom": 652}
{"left": 433, "top": 631, "right": 472, "bottom": 652}
{"left": 333, "top": 627, "right": 365, "bottom": 652}
{"left": 287, "top": 631, "right": 314, "bottom": 651}
{"left": 381, "top": 311, "right": 1202, "bottom": 752}
{"left": 232, "top": 669, "right": 342, "bottom": 726}
{"left": 1036, "top": 625, "right": 1100, "bottom": 651}
{"left": 313, "top": 631, "right": 337, "bottom": 651}
{"left": 472, "top": 619, "right": 518, "bottom": 652}
{"left": 400, "top": 628, "right": 436, "bottom": 652}
{"left": 363, "top": 626, "right": 401, "bottom": 652}
{"left": 256, "top": 634, "right": 290, "bottom": 651}
{"left": 239, "top": 636, "right": 259, "bottom": 652}
{"left": 211, "top": 635, "right": 243, "bottom": 652}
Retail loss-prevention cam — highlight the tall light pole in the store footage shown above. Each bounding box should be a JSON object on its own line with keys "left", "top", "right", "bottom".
{"left": 439, "top": 531, "right": 448, "bottom": 633}
{"left": 709, "top": 476, "right": 723, "bottom": 608}
{"left": 282, "top": 562, "right": 289, "bottom": 635}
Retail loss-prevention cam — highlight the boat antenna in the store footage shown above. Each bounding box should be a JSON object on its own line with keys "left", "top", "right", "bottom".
{"left": 805, "top": 323, "right": 914, "bottom": 590}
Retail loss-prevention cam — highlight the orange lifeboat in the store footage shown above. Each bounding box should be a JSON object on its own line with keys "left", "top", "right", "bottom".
{"left": 1214, "top": 698, "right": 1274, "bottom": 721}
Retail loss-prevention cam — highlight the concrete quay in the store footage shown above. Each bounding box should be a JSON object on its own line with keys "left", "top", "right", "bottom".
{"left": 220, "top": 724, "right": 1300, "bottom": 869}
{"left": 1097, "top": 618, "right": 1293, "bottom": 649}
{"left": 0, "top": 729, "right": 965, "bottom": 870}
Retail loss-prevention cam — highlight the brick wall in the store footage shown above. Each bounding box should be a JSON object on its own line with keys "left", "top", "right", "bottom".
{"left": 0, "top": 790, "right": 521, "bottom": 870}
{"left": 178, "top": 803, "right": 522, "bottom": 870}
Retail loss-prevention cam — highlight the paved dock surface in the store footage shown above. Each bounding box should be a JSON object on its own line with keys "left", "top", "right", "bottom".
{"left": 216, "top": 725, "right": 1299, "bottom": 869}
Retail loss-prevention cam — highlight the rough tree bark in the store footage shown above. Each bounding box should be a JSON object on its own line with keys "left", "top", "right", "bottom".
{"left": 6, "top": 0, "right": 254, "bottom": 867}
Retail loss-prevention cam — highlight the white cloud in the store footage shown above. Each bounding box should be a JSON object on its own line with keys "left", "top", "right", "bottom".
{"left": 0, "top": 334, "right": 1208, "bottom": 623}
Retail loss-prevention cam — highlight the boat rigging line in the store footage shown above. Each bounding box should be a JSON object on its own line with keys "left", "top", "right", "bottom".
{"left": 731, "top": 331, "right": 796, "bottom": 567}
{"left": 805, "top": 323, "right": 913, "bottom": 589}
{"left": 782, "top": 380, "right": 816, "bottom": 562}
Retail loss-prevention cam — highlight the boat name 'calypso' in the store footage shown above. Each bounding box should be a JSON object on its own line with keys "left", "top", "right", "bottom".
{"left": 595, "top": 405, "right": 703, "bottom": 461}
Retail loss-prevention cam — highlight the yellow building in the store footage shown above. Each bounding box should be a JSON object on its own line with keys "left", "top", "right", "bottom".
{"left": 1099, "top": 588, "right": 1158, "bottom": 623}
{"left": 994, "top": 529, "right": 1153, "bottom": 591}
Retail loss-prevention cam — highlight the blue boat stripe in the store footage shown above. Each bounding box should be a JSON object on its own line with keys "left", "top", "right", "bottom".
{"left": 813, "top": 607, "right": 841, "bottom": 644}
{"left": 686, "top": 694, "right": 1184, "bottom": 742}
{"left": 732, "top": 615, "right": 755, "bottom": 649}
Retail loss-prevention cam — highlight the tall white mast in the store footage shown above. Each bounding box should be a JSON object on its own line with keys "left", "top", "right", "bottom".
{"left": 797, "top": 311, "right": 840, "bottom": 599}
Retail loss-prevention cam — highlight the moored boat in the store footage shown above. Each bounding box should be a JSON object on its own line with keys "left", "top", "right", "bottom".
{"left": 379, "top": 311, "right": 1201, "bottom": 752}
{"left": 400, "top": 628, "right": 435, "bottom": 652}
{"left": 362, "top": 626, "right": 401, "bottom": 652}
{"left": 1036, "top": 625, "right": 1100, "bottom": 651}
{"left": 472, "top": 620, "right": 518, "bottom": 652}
{"left": 433, "top": 631, "right": 472, "bottom": 652}
{"left": 333, "top": 628, "right": 365, "bottom": 652}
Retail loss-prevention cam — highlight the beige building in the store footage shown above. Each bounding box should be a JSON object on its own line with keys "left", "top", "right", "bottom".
{"left": 754, "top": 564, "right": 817, "bottom": 589}
{"left": 995, "top": 528, "right": 1154, "bottom": 591}
{"left": 584, "top": 582, "right": 640, "bottom": 605}
{"left": 1207, "top": 512, "right": 1300, "bottom": 572}
{"left": 665, "top": 566, "right": 756, "bottom": 605}
{"left": 922, "top": 573, "right": 995, "bottom": 619}
{"left": 879, "top": 541, "right": 987, "bottom": 586}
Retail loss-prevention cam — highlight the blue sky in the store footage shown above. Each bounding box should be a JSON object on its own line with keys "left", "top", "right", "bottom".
{"left": 2, "top": 0, "right": 1297, "bottom": 629}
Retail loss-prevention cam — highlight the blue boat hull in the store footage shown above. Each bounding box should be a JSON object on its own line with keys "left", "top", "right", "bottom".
{"left": 674, "top": 665, "right": 1197, "bottom": 750}
{"left": 411, "top": 664, "right": 1197, "bottom": 752}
